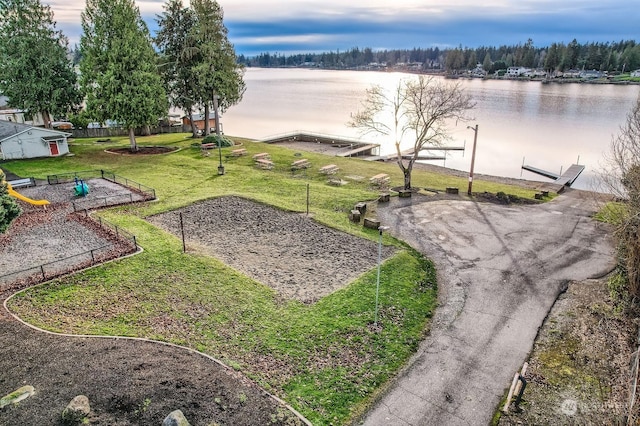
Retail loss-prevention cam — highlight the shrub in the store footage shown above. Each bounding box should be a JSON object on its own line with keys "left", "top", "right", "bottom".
{"left": 202, "top": 135, "right": 234, "bottom": 147}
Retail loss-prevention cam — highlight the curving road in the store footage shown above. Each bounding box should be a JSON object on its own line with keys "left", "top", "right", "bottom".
{"left": 363, "top": 189, "right": 615, "bottom": 425}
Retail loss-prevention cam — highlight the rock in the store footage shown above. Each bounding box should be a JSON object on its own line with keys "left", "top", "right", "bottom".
{"left": 163, "top": 409, "right": 191, "bottom": 426}
{"left": 398, "top": 189, "right": 412, "bottom": 198}
{"left": 0, "top": 385, "right": 35, "bottom": 409}
{"left": 61, "top": 395, "right": 90, "bottom": 424}
{"left": 534, "top": 193, "right": 544, "bottom": 200}
{"left": 349, "top": 210, "right": 361, "bottom": 223}
{"left": 364, "top": 218, "right": 381, "bottom": 230}
{"left": 354, "top": 202, "right": 367, "bottom": 214}
{"left": 446, "top": 187, "right": 459, "bottom": 194}
{"left": 378, "top": 193, "right": 390, "bottom": 203}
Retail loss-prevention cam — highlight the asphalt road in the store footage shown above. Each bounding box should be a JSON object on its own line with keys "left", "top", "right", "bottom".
{"left": 362, "top": 189, "right": 615, "bottom": 426}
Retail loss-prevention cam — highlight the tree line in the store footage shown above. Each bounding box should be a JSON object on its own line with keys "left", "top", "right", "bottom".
{"left": 240, "top": 39, "right": 640, "bottom": 74}
{"left": 0, "top": 0, "right": 245, "bottom": 151}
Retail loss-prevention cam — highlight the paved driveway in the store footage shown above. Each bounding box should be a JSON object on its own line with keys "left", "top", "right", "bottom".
{"left": 363, "top": 189, "right": 615, "bottom": 425}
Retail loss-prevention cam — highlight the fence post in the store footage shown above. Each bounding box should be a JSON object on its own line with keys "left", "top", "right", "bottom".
{"left": 133, "top": 235, "right": 138, "bottom": 249}
{"left": 90, "top": 249, "right": 95, "bottom": 264}
{"left": 40, "top": 265, "right": 45, "bottom": 280}
{"left": 180, "top": 212, "right": 186, "bottom": 253}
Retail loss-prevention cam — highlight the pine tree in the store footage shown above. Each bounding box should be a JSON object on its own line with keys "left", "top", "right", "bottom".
{"left": 80, "top": 0, "right": 167, "bottom": 151}
{"left": 0, "top": 0, "right": 81, "bottom": 127}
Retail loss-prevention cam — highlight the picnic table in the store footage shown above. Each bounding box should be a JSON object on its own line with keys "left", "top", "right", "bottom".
{"left": 255, "top": 159, "right": 274, "bottom": 170}
{"left": 319, "top": 164, "right": 339, "bottom": 175}
{"left": 291, "top": 159, "right": 311, "bottom": 172}
{"left": 253, "top": 152, "right": 271, "bottom": 161}
{"left": 370, "top": 173, "right": 390, "bottom": 187}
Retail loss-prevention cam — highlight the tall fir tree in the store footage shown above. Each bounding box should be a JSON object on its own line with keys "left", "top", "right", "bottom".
{"left": 80, "top": 0, "right": 167, "bottom": 151}
{"left": 0, "top": 0, "right": 81, "bottom": 127}
{"left": 155, "top": 0, "right": 199, "bottom": 137}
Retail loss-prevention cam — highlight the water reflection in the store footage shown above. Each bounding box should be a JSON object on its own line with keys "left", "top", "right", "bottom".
{"left": 221, "top": 68, "right": 640, "bottom": 190}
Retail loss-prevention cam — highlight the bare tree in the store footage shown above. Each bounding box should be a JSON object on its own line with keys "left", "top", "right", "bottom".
{"left": 350, "top": 75, "right": 474, "bottom": 190}
{"left": 599, "top": 94, "right": 640, "bottom": 298}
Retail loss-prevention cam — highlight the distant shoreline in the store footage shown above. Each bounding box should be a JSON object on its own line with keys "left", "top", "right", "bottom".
{"left": 247, "top": 66, "right": 640, "bottom": 86}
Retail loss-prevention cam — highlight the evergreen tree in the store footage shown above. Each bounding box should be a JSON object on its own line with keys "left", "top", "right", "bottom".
{"left": 189, "top": 0, "right": 245, "bottom": 136}
{"left": 0, "top": 170, "right": 21, "bottom": 234}
{"left": 0, "top": 0, "right": 81, "bottom": 128}
{"left": 155, "top": 0, "right": 199, "bottom": 137}
{"left": 80, "top": 0, "right": 167, "bottom": 151}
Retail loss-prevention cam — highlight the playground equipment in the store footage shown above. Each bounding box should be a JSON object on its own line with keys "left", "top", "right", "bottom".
{"left": 73, "top": 178, "right": 89, "bottom": 197}
{"left": 1, "top": 169, "right": 50, "bottom": 208}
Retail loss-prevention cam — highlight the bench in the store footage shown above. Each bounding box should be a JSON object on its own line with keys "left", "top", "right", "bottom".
{"left": 255, "top": 159, "right": 274, "bottom": 170}
{"left": 253, "top": 152, "right": 271, "bottom": 161}
{"left": 369, "top": 173, "right": 390, "bottom": 187}
{"left": 8, "top": 178, "right": 36, "bottom": 188}
{"left": 231, "top": 148, "right": 247, "bottom": 157}
{"left": 319, "top": 164, "right": 339, "bottom": 175}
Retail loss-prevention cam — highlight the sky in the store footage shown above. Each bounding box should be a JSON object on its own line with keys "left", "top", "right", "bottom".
{"left": 48, "top": 0, "right": 638, "bottom": 57}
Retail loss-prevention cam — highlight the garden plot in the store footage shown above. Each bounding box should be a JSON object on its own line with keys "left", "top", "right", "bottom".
{"left": 148, "top": 196, "right": 396, "bottom": 303}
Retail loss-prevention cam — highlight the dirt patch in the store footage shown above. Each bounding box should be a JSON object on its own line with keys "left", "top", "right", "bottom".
{"left": 105, "top": 146, "right": 178, "bottom": 155}
{"left": 499, "top": 278, "right": 636, "bottom": 425}
{"left": 148, "top": 196, "right": 397, "bottom": 303}
{"left": 0, "top": 318, "right": 302, "bottom": 425}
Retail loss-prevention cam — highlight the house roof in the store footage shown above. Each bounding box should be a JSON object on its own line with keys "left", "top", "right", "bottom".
{"left": 0, "top": 120, "right": 32, "bottom": 139}
{"left": 0, "top": 119, "right": 71, "bottom": 142}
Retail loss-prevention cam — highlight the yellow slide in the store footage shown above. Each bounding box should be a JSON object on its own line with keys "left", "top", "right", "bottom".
{"left": 6, "top": 182, "right": 50, "bottom": 207}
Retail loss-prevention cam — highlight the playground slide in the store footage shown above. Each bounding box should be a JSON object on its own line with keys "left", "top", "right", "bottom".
{"left": 6, "top": 183, "right": 50, "bottom": 207}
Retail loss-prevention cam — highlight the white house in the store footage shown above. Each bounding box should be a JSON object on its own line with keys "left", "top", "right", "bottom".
{"left": 0, "top": 120, "right": 71, "bottom": 160}
{"left": 506, "top": 67, "right": 531, "bottom": 77}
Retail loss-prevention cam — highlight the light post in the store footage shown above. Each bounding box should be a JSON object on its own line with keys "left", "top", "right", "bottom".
{"left": 375, "top": 225, "right": 389, "bottom": 326}
{"left": 467, "top": 124, "right": 478, "bottom": 196}
{"left": 213, "top": 93, "right": 224, "bottom": 175}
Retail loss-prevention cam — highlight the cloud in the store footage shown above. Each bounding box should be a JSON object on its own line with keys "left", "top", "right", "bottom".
{"left": 46, "top": 1, "right": 638, "bottom": 55}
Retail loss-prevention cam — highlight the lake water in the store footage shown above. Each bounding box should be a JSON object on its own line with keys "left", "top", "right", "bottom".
{"left": 220, "top": 68, "right": 640, "bottom": 191}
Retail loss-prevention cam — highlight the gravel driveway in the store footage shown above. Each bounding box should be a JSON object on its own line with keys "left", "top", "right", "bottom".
{"left": 362, "top": 189, "right": 615, "bottom": 425}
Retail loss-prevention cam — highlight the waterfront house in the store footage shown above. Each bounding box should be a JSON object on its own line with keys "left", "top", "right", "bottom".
{"left": 632, "top": 70, "right": 640, "bottom": 77}
{"left": 0, "top": 119, "right": 70, "bottom": 160}
{"left": 506, "top": 67, "right": 531, "bottom": 77}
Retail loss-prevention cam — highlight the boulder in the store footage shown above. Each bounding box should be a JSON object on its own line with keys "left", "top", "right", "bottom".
{"left": 378, "top": 193, "right": 390, "bottom": 203}
{"left": 163, "top": 410, "right": 191, "bottom": 426}
{"left": 364, "top": 218, "right": 381, "bottom": 230}
{"left": 61, "top": 395, "right": 90, "bottom": 424}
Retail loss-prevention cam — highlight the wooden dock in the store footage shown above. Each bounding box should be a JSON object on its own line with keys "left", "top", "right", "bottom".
{"left": 522, "top": 163, "right": 585, "bottom": 192}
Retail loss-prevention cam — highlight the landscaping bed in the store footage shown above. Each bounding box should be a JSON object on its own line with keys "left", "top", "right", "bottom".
{"left": 149, "top": 196, "right": 397, "bottom": 303}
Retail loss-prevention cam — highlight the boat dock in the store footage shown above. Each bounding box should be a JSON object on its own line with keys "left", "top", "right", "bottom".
{"left": 262, "top": 132, "right": 380, "bottom": 157}
{"left": 522, "top": 163, "right": 585, "bottom": 192}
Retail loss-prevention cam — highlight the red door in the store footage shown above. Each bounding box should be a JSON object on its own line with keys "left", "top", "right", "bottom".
{"left": 49, "top": 141, "right": 59, "bottom": 156}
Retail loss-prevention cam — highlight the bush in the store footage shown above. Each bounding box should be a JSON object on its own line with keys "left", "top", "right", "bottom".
{"left": 202, "top": 135, "right": 234, "bottom": 147}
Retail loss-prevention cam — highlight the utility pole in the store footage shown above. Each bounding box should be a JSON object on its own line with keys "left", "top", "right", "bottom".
{"left": 467, "top": 124, "right": 478, "bottom": 196}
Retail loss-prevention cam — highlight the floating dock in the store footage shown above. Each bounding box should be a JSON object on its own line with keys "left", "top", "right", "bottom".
{"left": 522, "top": 163, "right": 585, "bottom": 193}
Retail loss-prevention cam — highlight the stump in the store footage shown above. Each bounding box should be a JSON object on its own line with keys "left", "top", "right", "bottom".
{"left": 364, "top": 218, "right": 381, "bottom": 230}
{"left": 354, "top": 202, "right": 367, "bottom": 214}
{"left": 446, "top": 187, "right": 459, "bottom": 194}
{"left": 378, "top": 193, "right": 390, "bottom": 203}
{"left": 349, "top": 210, "right": 362, "bottom": 223}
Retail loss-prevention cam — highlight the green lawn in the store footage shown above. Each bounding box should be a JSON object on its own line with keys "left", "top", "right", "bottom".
{"left": 3, "top": 133, "right": 538, "bottom": 424}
